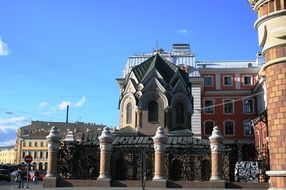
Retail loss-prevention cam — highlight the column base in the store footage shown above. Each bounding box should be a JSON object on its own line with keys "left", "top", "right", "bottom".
{"left": 150, "top": 179, "right": 167, "bottom": 188}
{"left": 153, "top": 175, "right": 167, "bottom": 181}
{"left": 43, "top": 176, "right": 57, "bottom": 187}
{"left": 266, "top": 170, "right": 286, "bottom": 190}
{"left": 209, "top": 180, "right": 225, "bottom": 188}
{"left": 210, "top": 175, "right": 224, "bottom": 181}
{"left": 96, "top": 178, "right": 111, "bottom": 187}
{"left": 98, "top": 173, "right": 111, "bottom": 180}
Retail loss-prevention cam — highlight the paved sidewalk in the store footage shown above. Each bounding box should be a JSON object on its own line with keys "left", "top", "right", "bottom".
{"left": 0, "top": 181, "right": 267, "bottom": 190}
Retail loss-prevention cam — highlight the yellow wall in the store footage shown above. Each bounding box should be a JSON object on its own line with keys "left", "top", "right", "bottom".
{"left": 0, "top": 147, "right": 15, "bottom": 164}
{"left": 18, "top": 139, "right": 48, "bottom": 170}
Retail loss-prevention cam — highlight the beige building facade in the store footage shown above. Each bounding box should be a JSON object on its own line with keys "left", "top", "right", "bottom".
{"left": 0, "top": 145, "right": 15, "bottom": 165}
{"left": 15, "top": 121, "right": 105, "bottom": 170}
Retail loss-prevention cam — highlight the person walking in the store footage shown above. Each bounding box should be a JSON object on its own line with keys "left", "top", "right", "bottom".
{"left": 17, "top": 168, "right": 24, "bottom": 188}
{"left": 33, "top": 170, "right": 39, "bottom": 184}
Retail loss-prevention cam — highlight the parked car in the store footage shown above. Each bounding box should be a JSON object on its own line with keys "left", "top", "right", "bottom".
{"left": 0, "top": 169, "right": 11, "bottom": 182}
{"left": 10, "top": 170, "right": 19, "bottom": 182}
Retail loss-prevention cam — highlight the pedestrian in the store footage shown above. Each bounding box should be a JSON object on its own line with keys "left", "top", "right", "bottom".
{"left": 17, "top": 168, "right": 24, "bottom": 188}
{"left": 34, "top": 170, "right": 39, "bottom": 184}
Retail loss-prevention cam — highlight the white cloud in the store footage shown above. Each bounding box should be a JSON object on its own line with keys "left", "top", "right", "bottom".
{"left": 0, "top": 139, "right": 16, "bottom": 147}
{"left": 0, "top": 37, "right": 9, "bottom": 56}
{"left": 58, "top": 101, "right": 71, "bottom": 110}
{"left": 56, "top": 97, "right": 86, "bottom": 111}
{"left": 0, "top": 117, "right": 30, "bottom": 133}
{"left": 38, "top": 101, "right": 49, "bottom": 108}
{"left": 176, "top": 29, "right": 188, "bottom": 36}
{"left": 74, "top": 96, "right": 86, "bottom": 107}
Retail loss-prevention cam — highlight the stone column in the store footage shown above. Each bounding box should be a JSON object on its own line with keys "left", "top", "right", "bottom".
{"left": 209, "top": 126, "right": 224, "bottom": 181}
{"left": 97, "top": 127, "right": 113, "bottom": 186}
{"left": 164, "top": 107, "right": 172, "bottom": 129}
{"left": 43, "top": 126, "right": 60, "bottom": 188}
{"left": 136, "top": 108, "right": 142, "bottom": 128}
{"left": 152, "top": 127, "right": 167, "bottom": 187}
{"left": 248, "top": 1, "right": 286, "bottom": 189}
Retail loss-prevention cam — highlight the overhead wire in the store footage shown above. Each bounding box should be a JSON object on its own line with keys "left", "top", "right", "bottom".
{"left": 197, "top": 91, "right": 265, "bottom": 111}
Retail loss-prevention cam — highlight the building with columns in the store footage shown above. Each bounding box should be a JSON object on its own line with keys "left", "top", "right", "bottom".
{"left": 0, "top": 145, "right": 15, "bottom": 165}
{"left": 15, "top": 121, "right": 105, "bottom": 170}
{"left": 248, "top": 0, "right": 286, "bottom": 189}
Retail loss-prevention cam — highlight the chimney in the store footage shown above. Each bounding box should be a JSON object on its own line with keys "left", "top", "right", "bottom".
{"left": 66, "top": 105, "right": 69, "bottom": 124}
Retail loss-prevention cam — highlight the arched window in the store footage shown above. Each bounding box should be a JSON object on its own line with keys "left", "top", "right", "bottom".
{"left": 205, "top": 121, "right": 215, "bottom": 136}
{"left": 148, "top": 101, "right": 158, "bottom": 122}
{"left": 126, "top": 103, "right": 132, "bottom": 124}
{"left": 176, "top": 103, "right": 184, "bottom": 124}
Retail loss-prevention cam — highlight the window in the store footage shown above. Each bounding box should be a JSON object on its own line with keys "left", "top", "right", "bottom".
{"left": 223, "top": 75, "right": 233, "bottom": 86}
{"left": 205, "top": 121, "right": 215, "bottom": 136}
{"left": 224, "top": 99, "right": 234, "bottom": 114}
{"left": 243, "top": 76, "right": 252, "bottom": 85}
{"left": 22, "top": 152, "right": 26, "bottom": 158}
{"left": 204, "top": 76, "right": 213, "bottom": 86}
{"left": 34, "top": 151, "right": 37, "bottom": 158}
{"left": 204, "top": 100, "right": 214, "bottom": 114}
{"left": 23, "top": 142, "right": 26, "bottom": 147}
{"left": 46, "top": 151, "right": 48, "bottom": 158}
{"left": 244, "top": 120, "right": 253, "bottom": 136}
{"left": 35, "top": 142, "right": 37, "bottom": 147}
{"left": 29, "top": 141, "right": 32, "bottom": 147}
{"left": 40, "top": 142, "right": 44, "bottom": 147}
{"left": 40, "top": 151, "right": 43, "bottom": 158}
{"left": 126, "top": 103, "right": 132, "bottom": 124}
{"left": 224, "top": 121, "right": 234, "bottom": 136}
{"left": 148, "top": 101, "right": 158, "bottom": 122}
{"left": 243, "top": 99, "right": 254, "bottom": 114}
{"left": 175, "top": 103, "right": 184, "bottom": 124}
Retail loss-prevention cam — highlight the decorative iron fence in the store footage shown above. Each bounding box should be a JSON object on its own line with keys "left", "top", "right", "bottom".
{"left": 166, "top": 135, "right": 211, "bottom": 181}
{"left": 56, "top": 133, "right": 269, "bottom": 184}
{"left": 57, "top": 141, "right": 100, "bottom": 179}
{"left": 111, "top": 136, "right": 154, "bottom": 181}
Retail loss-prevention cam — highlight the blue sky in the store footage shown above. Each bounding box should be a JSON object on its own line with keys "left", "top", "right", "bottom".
{"left": 0, "top": 0, "right": 260, "bottom": 146}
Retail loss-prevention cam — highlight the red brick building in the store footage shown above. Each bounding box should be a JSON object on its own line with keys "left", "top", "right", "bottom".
{"left": 199, "top": 61, "right": 261, "bottom": 146}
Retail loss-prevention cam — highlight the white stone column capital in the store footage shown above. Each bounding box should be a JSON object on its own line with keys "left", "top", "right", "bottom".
{"left": 209, "top": 126, "right": 224, "bottom": 144}
{"left": 46, "top": 126, "right": 60, "bottom": 151}
{"left": 99, "top": 127, "right": 113, "bottom": 144}
{"left": 153, "top": 126, "right": 168, "bottom": 145}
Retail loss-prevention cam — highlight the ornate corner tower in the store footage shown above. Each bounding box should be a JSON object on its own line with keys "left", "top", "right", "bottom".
{"left": 249, "top": 0, "right": 286, "bottom": 189}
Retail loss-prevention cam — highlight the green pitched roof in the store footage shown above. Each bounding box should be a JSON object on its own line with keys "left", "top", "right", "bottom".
{"left": 132, "top": 53, "right": 179, "bottom": 83}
